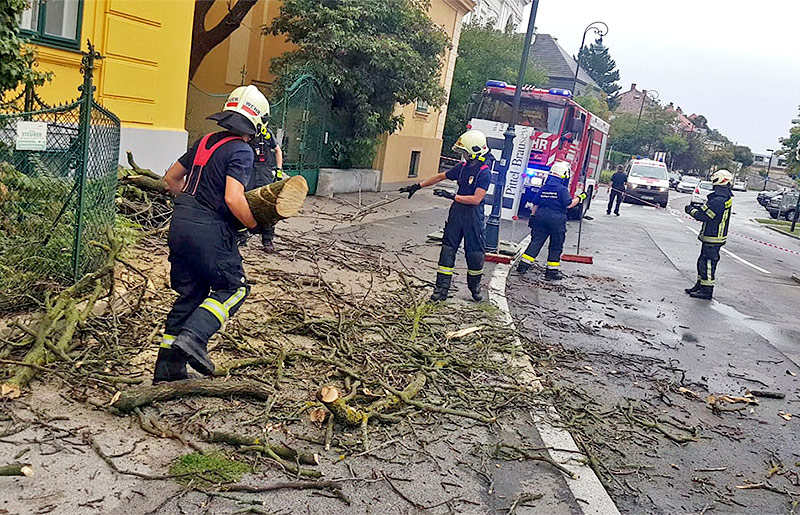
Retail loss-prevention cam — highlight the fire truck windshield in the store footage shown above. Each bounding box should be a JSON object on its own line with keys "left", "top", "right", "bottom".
{"left": 476, "top": 93, "right": 565, "bottom": 134}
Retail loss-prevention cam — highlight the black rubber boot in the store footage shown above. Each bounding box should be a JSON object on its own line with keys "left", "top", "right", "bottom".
{"left": 430, "top": 273, "right": 452, "bottom": 302}
{"left": 467, "top": 274, "right": 484, "bottom": 302}
{"left": 545, "top": 268, "right": 563, "bottom": 281}
{"left": 684, "top": 282, "right": 701, "bottom": 294}
{"left": 689, "top": 285, "right": 713, "bottom": 300}
{"left": 516, "top": 261, "right": 532, "bottom": 274}
{"left": 172, "top": 332, "right": 215, "bottom": 376}
{"left": 153, "top": 347, "right": 188, "bottom": 384}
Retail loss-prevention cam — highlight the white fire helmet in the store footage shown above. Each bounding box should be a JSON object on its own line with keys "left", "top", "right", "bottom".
{"left": 207, "top": 85, "right": 270, "bottom": 135}
{"left": 549, "top": 161, "right": 571, "bottom": 179}
{"left": 711, "top": 169, "right": 733, "bottom": 187}
{"left": 453, "top": 130, "right": 490, "bottom": 160}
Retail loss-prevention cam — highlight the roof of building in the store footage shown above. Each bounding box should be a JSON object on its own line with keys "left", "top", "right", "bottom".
{"left": 529, "top": 33, "right": 598, "bottom": 87}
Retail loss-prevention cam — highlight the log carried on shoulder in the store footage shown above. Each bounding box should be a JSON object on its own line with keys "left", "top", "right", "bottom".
{"left": 245, "top": 175, "right": 308, "bottom": 226}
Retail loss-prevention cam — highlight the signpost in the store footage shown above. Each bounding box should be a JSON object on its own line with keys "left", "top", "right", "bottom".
{"left": 15, "top": 121, "right": 48, "bottom": 151}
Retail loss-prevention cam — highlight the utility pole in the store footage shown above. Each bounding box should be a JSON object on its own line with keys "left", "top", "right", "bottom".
{"left": 484, "top": 0, "right": 539, "bottom": 253}
{"left": 763, "top": 148, "right": 774, "bottom": 191}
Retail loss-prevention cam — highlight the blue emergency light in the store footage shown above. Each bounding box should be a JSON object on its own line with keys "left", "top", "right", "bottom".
{"left": 548, "top": 88, "right": 572, "bottom": 97}
{"left": 485, "top": 80, "right": 508, "bottom": 88}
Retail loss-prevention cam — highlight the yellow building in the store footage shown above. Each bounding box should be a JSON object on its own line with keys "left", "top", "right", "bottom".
{"left": 19, "top": 0, "right": 194, "bottom": 173}
{"left": 190, "top": 0, "right": 476, "bottom": 191}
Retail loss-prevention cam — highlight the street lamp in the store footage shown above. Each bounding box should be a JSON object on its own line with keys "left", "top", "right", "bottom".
{"left": 635, "top": 89, "right": 659, "bottom": 130}
{"left": 484, "top": 0, "right": 540, "bottom": 253}
{"left": 763, "top": 148, "right": 775, "bottom": 191}
{"left": 572, "top": 21, "right": 608, "bottom": 96}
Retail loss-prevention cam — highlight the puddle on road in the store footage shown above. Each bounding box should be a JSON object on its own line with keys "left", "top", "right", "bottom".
{"left": 711, "top": 301, "right": 800, "bottom": 365}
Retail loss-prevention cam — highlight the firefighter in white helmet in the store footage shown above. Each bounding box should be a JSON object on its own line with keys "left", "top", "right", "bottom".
{"left": 684, "top": 169, "right": 733, "bottom": 299}
{"left": 399, "top": 129, "right": 494, "bottom": 301}
{"left": 153, "top": 85, "right": 269, "bottom": 382}
{"left": 516, "top": 161, "right": 586, "bottom": 280}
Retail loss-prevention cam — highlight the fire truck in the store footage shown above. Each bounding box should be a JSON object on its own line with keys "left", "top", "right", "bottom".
{"left": 468, "top": 80, "right": 610, "bottom": 220}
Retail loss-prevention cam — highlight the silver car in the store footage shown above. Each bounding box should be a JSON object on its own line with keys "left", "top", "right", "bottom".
{"left": 677, "top": 176, "right": 701, "bottom": 193}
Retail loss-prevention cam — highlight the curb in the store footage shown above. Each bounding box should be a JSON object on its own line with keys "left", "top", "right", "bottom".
{"left": 489, "top": 236, "right": 620, "bottom": 515}
{"left": 765, "top": 225, "right": 800, "bottom": 241}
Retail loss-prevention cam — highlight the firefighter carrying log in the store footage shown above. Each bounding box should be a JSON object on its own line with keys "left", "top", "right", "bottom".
{"left": 684, "top": 169, "right": 733, "bottom": 300}
{"left": 399, "top": 130, "right": 493, "bottom": 301}
{"left": 153, "top": 85, "right": 269, "bottom": 382}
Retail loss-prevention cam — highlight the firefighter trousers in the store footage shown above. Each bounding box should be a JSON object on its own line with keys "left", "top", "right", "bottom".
{"left": 436, "top": 202, "right": 485, "bottom": 292}
{"left": 697, "top": 242, "right": 721, "bottom": 286}
{"left": 520, "top": 210, "right": 566, "bottom": 269}
{"left": 607, "top": 188, "right": 624, "bottom": 214}
{"left": 159, "top": 197, "right": 250, "bottom": 365}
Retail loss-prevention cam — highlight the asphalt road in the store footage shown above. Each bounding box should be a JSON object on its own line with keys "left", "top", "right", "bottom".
{"left": 507, "top": 187, "right": 800, "bottom": 513}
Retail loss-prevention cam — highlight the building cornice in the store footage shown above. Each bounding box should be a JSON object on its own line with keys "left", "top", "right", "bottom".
{"left": 444, "top": 0, "right": 477, "bottom": 15}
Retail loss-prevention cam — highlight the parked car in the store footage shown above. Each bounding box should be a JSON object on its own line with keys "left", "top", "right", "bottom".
{"left": 677, "top": 176, "right": 701, "bottom": 193}
{"left": 623, "top": 159, "right": 670, "bottom": 208}
{"left": 732, "top": 180, "right": 747, "bottom": 191}
{"left": 690, "top": 181, "right": 713, "bottom": 205}
{"left": 758, "top": 190, "right": 782, "bottom": 206}
{"left": 767, "top": 192, "right": 800, "bottom": 220}
{"left": 668, "top": 172, "right": 681, "bottom": 190}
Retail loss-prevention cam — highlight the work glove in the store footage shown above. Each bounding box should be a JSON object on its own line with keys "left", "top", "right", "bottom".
{"left": 433, "top": 188, "right": 456, "bottom": 200}
{"left": 236, "top": 227, "right": 250, "bottom": 247}
{"left": 684, "top": 204, "right": 693, "bottom": 215}
{"left": 577, "top": 192, "right": 587, "bottom": 202}
{"left": 399, "top": 183, "right": 422, "bottom": 198}
{"left": 275, "top": 169, "right": 283, "bottom": 180}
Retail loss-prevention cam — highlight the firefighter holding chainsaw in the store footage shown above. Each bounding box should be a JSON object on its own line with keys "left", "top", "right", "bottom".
{"left": 516, "top": 161, "right": 586, "bottom": 280}
{"left": 399, "top": 130, "right": 493, "bottom": 302}
{"left": 153, "top": 85, "right": 269, "bottom": 383}
{"left": 684, "top": 169, "right": 733, "bottom": 300}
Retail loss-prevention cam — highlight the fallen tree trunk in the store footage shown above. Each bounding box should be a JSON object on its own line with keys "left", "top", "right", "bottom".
{"left": 245, "top": 175, "right": 308, "bottom": 226}
{"left": 120, "top": 174, "right": 167, "bottom": 194}
{"left": 112, "top": 379, "right": 273, "bottom": 413}
{"left": 126, "top": 150, "right": 163, "bottom": 180}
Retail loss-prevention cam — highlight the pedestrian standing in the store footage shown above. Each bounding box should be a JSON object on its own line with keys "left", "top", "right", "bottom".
{"left": 607, "top": 166, "right": 627, "bottom": 215}
{"left": 399, "top": 130, "right": 493, "bottom": 301}
{"left": 516, "top": 161, "right": 586, "bottom": 280}
{"left": 684, "top": 169, "right": 733, "bottom": 300}
{"left": 241, "top": 125, "right": 284, "bottom": 252}
{"left": 153, "top": 85, "right": 269, "bottom": 383}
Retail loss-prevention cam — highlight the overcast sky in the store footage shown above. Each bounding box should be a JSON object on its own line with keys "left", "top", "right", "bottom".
{"left": 520, "top": 0, "right": 800, "bottom": 154}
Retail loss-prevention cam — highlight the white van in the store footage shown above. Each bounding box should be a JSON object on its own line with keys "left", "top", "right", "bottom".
{"left": 624, "top": 159, "right": 670, "bottom": 208}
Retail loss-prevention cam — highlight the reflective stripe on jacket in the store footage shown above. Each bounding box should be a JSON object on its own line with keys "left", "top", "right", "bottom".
{"left": 687, "top": 187, "right": 733, "bottom": 244}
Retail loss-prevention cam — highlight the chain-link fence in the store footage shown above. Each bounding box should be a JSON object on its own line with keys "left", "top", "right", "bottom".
{"left": 0, "top": 44, "right": 119, "bottom": 310}
{"left": 186, "top": 76, "right": 332, "bottom": 194}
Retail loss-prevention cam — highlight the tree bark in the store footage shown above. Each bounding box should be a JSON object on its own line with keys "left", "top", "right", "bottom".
{"left": 189, "top": 0, "right": 259, "bottom": 81}
{"left": 111, "top": 379, "right": 273, "bottom": 413}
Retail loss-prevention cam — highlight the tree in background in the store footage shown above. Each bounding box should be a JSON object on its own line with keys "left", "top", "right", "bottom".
{"left": 708, "top": 147, "right": 734, "bottom": 173}
{"left": 190, "top": 0, "right": 259, "bottom": 80}
{"left": 732, "top": 145, "right": 754, "bottom": 168}
{"left": 0, "top": 0, "right": 51, "bottom": 94}
{"left": 691, "top": 114, "right": 708, "bottom": 130}
{"left": 574, "top": 94, "right": 610, "bottom": 122}
{"left": 778, "top": 105, "right": 800, "bottom": 179}
{"left": 672, "top": 132, "right": 709, "bottom": 174}
{"left": 662, "top": 133, "right": 688, "bottom": 169}
{"left": 577, "top": 38, "right": 621, "bottom": 107}
{"left": 442, "top": 22, "right": 547, "bottom": 157}
{"left": 609, "top": 107, "right": 675, "bottom": 156}
{"left": 269, "top": 0, "right": 448, "bottom": 168}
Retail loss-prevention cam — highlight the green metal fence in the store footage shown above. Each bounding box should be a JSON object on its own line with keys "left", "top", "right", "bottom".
{"left": 0, "top": 42, "right": 120, "bottom": 310}
{"left": 186, "top": 74, "right": 332, "bottom": 195}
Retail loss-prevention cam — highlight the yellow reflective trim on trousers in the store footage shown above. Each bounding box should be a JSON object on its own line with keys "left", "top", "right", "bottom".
{"left": 546, "top": 261, "right": 560, "bottom": 267}
{"left": 438, "top": 266, "right": 454, "bottom": 275}
{"left": 222, "top": 287, "right": 247, "bottom": 312}
{"left": 161, "top": 334, "right": 176, "bottom": 349}
{"left": 200, "top": 298, "right": 228, "bottom": 324}
{"left": 521, "top": 253, "right": 535, "bottom": 263}
{"left": 467, "top": 269, "right": 483, "bottom": 276}
{"left": 699, "top": 278, "right": 714, "bottom": 286}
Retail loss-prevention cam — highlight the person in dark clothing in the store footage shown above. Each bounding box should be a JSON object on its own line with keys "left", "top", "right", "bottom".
{"left": 240, "top": 126, "right": 284, "bottom": 252}
{"left": 684, "top": 169, "right": 733, "bottom": 300}
{"left": 153, "top": 85, "right": 269, "bottom": 383}
{"left": 516, "top": 161, "right": 586, "bottom": 280}
{"left": 399, "top": 130, "right": 493, "bottom": 301}
{"left": 607, "top": 168, "right": 627, "bottom": 215}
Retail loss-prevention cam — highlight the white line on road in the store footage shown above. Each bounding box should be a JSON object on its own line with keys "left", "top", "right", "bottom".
{"left": 684, "top": 226, "right": 772, "bottom": 275}
{"left": 489, "top": 237, "right": 620, "bottom": 515}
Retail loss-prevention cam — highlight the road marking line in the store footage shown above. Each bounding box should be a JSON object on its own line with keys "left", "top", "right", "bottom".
{"left": 685, "top": 226, "right": 772, "bottom": 274}
{"left": 489, "top": 236, "right": 620, "bottom": 515}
